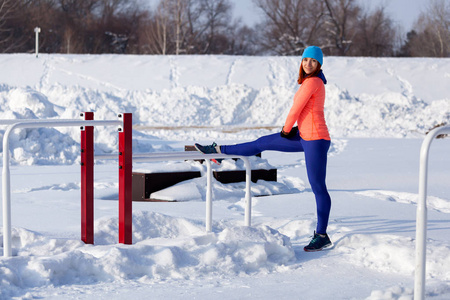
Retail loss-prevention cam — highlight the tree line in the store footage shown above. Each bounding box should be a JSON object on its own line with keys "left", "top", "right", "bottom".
{"left": 0, "top": 0, "right": 449, "bottom": 57}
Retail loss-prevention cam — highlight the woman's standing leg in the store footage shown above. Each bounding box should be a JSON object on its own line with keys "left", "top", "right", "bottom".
{"left": 301, "top": 139, "right": 331, "bottom": 234}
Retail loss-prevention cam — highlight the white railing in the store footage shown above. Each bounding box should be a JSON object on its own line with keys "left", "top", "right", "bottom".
{"left": 415, "top": 125, "right": 450, "bottom": 300}
{"left": 96, "top": 152, "right": 253, "bottom": 232}
{"left": 2, "top": 119, "right": 122, "bottom": 257}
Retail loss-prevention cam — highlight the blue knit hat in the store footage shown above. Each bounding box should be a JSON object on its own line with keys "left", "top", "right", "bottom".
{"left": 301, "top": 46, "right": 323, "bottom": 66}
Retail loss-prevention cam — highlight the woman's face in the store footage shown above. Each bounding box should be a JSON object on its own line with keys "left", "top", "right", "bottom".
{"left": 302, "top": 57, "right": 319, "bottom": 75}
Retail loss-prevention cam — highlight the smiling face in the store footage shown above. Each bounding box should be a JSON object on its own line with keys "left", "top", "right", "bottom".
{"left": 302, "top": 57, "right": 319, "bottom": 75}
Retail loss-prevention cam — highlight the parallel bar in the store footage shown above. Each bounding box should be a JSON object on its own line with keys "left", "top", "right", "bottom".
{"left": 2, "top": 119, "right": 122, "bottom": 257}
{"left": 80, "top": 112, "right": 94, "bottom": 244}
{"left": 118, "top": 113, "right": 133, "bottom": 244}
{"left": 414, "top": 125, "right": 450, "bottom": 300}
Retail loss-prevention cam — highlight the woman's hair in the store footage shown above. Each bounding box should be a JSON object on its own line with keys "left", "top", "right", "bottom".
{"left": 297, "top": 61, "right": 322, "bottom": 84}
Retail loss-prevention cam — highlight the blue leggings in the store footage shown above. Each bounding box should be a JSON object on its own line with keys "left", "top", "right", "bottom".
{"left": 221, "top": 132, "right": 331, "bottom": 234}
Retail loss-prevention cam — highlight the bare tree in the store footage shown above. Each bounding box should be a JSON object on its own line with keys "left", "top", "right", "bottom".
{"left": 143, "top": 0, "right": 235, "bottom": 55}
{"left": 225, "top": 23, "right": 260, "bottom": 55}
{"left": 351, "top": 6, "right": 396, "bottom": 56}
{"left": 56, "top": 0, "right": 96, "bottom": 53}
{"left": 253, "top": 0, "right": 398, "bottom": 57}
{"left": 0, "top": 1, "right": 18, "bottom": 43}
{"left": 253, "top": 0, "right": 325, "bottom": 55}
{"left": 408, "top": 0, "right": 450, "bottom": 57}
{"left": 322, "top": 0, "right": 360, "bottom": 55}
{"left": 196, "top": 0, "right": 232, "bottom": 54}
{"left": 143, "top": 5, "right": 171, "bottom": 54}
{"left": 160, "top": 0, "right": 189, "bottom": 55}
{"left": 99, "top": 1, "right": 145, "bottom": 54}
{"left": 145, "top": 0, "right": 190, "bottom": 54}
{"left": 0, "top": 0, "right": 33, "bottom": 53}
{"left": 55, "top": 0, "right": 143, "bottom": 53}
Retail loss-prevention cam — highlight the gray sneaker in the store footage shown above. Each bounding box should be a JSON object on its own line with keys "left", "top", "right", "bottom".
{"left": 304, "top": 231, "right": 332, "bottom": 252}
{"left": 194, "top": 142, "right": 222, "bottom": 164}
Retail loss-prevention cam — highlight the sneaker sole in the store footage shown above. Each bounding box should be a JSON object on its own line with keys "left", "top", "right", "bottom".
{"left": 193, "top": 144, "right": 203, "bottom": 153}
{"left": 303, "top": 243, "right": 333, "bottom": 252}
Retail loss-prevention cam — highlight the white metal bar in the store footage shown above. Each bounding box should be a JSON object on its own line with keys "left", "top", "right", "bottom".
{"left": 415, "top": 125, "right": 450, "bottom": 300}
{"left": 0, "top": 119, "right": 82, "bottom": 126}
{"left": 2, "top": 119, "right": 122, "bottom": 257}
{"left": 0, "top": 119, "right": 121, "bottom": 127}
{"left": 242, "top": 157, "right": 252, "bottom": 227}
{"left": 131, "top": 152, "right": 249, "bottom": 162}
{"left": 205, "top": 159, "right": 212, "bottom": 232}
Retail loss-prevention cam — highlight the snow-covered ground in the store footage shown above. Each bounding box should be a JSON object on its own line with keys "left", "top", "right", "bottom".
{"left": 0, "top": 54, "right": 449, "bottom": 299}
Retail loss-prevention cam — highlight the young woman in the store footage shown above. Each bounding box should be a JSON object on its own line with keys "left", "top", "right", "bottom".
{"left": 195, "top": 46, "right": 332, "bottom": 252}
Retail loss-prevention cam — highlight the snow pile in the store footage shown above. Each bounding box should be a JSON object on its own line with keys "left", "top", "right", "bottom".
{"left": 0, "top": 212, "right": 294, "bottom": 299}
{"left": 2, "top": 207, "right": 450, "bottom": 299}
{"left": 325, "top": 84, "right": 450, "bottom": 138}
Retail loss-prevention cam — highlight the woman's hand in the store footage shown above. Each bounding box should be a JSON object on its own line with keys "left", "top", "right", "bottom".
{"left": 280, "top": 126, "right": 298, "bottom": 138}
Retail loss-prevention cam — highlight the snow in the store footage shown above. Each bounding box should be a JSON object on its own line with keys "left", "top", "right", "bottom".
{"left": 0, "top": 54, "right": 449, "bottom": 299}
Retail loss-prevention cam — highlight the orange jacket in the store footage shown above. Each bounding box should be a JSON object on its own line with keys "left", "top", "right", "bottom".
{"left": 283, "top": 76, "right": 330, "bottom": 141}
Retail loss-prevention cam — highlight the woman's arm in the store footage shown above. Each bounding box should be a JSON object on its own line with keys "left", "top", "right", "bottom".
{"left": 282, "top": 78, "right": 320, "bottom": 133}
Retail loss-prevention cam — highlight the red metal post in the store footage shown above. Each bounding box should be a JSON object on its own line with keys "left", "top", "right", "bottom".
{"left": 118, "top": 113, "right": 132, "bottom": 244}
{"left": 80, "top": 112, "right": 94, "bottom": 244}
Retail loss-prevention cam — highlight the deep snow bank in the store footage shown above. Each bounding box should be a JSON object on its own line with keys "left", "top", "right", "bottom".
{"left": 0, "top": 54, "right": 449, "bottom": 165}
{"left": 0, "top": 212, "right": 295, "bottom": 298}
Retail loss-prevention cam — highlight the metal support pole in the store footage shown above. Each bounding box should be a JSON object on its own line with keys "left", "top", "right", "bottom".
{"left": 2, "top": 140, "right": 12, "bottom": 257}
{"left": 80, "top": 112, "right": 94, "bottom": 244}
{"left": 415, "top": 125, "right": 450, "bottom": 300}
{"left": 118, "top": 113, "right": 133, "bottom": 244}
{"left": 243, "top": 157, "right": 252, "bottom": 227}
{"left": 205, "top": 159, "right": 212, "bottom": 232}
{"left": 34, "top": 27, "right": 41, "bottom": 58}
